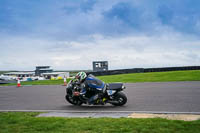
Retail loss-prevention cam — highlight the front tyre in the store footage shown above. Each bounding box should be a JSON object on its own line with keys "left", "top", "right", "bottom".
{"left": 65, "top": 95, "right": 83, "bottom": 106}
{"left": 111, "top": 92, "right": 127, "bottom": 106}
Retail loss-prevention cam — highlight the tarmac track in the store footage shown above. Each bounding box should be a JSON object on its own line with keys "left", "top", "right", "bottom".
{"left": 0, "top": 82, "right": 200, "bottom": 113}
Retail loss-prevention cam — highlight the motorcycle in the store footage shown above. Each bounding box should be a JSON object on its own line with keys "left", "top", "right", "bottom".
{"left": 65, "top": 75, "right": 127, "bottom": 106}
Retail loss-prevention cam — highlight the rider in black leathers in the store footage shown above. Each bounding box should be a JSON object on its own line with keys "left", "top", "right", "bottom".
{"left": 75, "top": 72, "right": 104, "bottom": 104}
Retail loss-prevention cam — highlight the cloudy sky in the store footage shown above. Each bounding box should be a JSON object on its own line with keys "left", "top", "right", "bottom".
{"left": 1, "top": 0, "right": 200, "bottom": 70}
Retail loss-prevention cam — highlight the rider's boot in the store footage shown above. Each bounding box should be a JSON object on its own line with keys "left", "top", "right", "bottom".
{"left": 88, "top": 94, "right": 98, "bottom": 105}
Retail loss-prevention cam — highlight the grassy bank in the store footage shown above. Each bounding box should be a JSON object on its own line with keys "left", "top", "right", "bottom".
{"left": 19, "top": 79, "right": 70, "bottom": 85}
{"left": 0, "top": 112, "right": 200, "bottom": 133}
{"left": 0, "top": 71, "right": 9, "bottom": 75}
{"left": 0, "top": 79, "right": 72, "bottom": 86}
{"left": 1, "top": 70, "right": 200, "bottom": 86}
{"left": 98, "top": 70, "right": 200, "bottom": 83}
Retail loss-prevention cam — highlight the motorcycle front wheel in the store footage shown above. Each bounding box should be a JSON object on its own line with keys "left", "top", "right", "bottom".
{"left": 65, "top": 95, "right": 83, "bottom": 106}
{"left": 111, "top": 92, "right": 127, "bottom": 106}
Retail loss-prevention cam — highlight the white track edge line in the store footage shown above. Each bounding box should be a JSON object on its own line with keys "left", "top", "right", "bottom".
{"left": 1, "top": 110, "right": 200, "bottom": 114}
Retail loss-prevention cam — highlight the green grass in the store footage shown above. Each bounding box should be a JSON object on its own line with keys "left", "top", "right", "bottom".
{"left": 19, "top": 79, "right": 70, "bottom": 85}
{"left": 98, "top": 70, "right": 200, "bottom": 83}
{"left": 1, "top": 70, "right": 200, "bottom": 86}
{"left": 0, "top": 112, "right": 200, "bottom": 133}
{"left": 0, "top": 71, "right": 9, "bottom": 75}
{"left": 0, "top": 79, "right": 72, "bottom": 86}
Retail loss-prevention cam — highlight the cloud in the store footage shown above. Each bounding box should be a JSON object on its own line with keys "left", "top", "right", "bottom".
{"left": 0, "top": 0, "right": 200, "bottom": 70}
{"left": 1, "top": 0, "right": 200, "bottom": 38}
{"left": 1, "top": 30, "right": 200, "bottom": 70}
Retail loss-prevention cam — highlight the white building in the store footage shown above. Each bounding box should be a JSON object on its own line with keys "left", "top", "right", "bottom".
{"left": 4, "top": 72, "right": 35, "bottom": 77}
{"left": 42, "top": 72, "right": 70, "bottom": 79}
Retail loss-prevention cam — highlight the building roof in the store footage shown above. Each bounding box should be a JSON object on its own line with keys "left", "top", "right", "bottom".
{"left": 93, "top": 61, "right": 108, "bottom": 63}
{"left": 36, "top": 66, "right": 50, "bottom": 68}
{"left": 37, "top": 69, "right": 53, "bottom": 71}
{"left": 42, "top": 72, "right": 69, "bottom": 75}
{"left": 4, "top": 72, "right": 35, "bottom": 75}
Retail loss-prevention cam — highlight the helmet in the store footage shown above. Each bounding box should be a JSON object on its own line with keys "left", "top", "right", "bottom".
{"left": 76, "top": 72, "right": 87, "bottom": 82}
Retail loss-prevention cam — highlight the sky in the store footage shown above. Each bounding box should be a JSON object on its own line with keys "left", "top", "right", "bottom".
{"left": 0, "top": 0, "right": 200, "bottom": 70}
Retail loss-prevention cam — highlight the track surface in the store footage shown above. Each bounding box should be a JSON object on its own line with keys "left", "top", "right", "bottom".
{"left": 0, "top": 82, "right": 200, "bottom": 112}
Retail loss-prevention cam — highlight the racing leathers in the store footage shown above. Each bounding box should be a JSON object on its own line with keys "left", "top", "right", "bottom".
{"left": 79, "top": 74, "right": 104, "bottom": 104}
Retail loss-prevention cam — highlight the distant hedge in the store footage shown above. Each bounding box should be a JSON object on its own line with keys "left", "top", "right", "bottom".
{"left": 87, "top": 66, "right": 200, "bottom": 76}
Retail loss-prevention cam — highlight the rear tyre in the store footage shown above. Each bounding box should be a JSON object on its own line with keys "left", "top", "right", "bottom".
{"left": 111, "top": 92, "right": 127, "bottom": 106}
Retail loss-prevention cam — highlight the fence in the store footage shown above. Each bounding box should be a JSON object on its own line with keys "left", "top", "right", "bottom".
{"left": 87, "top": 66, "right": 200, "bottom": 76}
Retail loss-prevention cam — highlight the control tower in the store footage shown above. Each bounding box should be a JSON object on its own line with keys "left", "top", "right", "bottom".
{"left": 93, "top": 61, "right": 108, "bottom": 72}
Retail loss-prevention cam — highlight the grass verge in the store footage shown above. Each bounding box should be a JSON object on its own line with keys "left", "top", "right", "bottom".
{"left": 0, "top": 79, "right": 71, "bottom": 86}
{"left": 0, "top": 112, "right": 200, "bottom": 133}
{"left": 1, "top": 70, "right": 200, "bottom": 86}
{"left": 98, "top": 70, "right": 200, "bottom": 83}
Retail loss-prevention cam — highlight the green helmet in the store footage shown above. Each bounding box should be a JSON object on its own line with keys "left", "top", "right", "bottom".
{"left": 76, "top": 72, "right": 87, "bottom": 82}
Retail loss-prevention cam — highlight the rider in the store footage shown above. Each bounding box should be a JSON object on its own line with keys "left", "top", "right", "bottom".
{"left": 75, "top": 72, "right": 104, "bottom": 104}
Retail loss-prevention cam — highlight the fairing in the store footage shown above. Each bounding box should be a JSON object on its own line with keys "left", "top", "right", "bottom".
{"left": 85, "top": 75, "right": 105, "bottom": 90}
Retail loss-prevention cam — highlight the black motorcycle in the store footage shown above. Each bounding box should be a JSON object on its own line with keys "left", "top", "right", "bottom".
{"left": 65, "top": 75, "right": 127, "bottom": 106}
